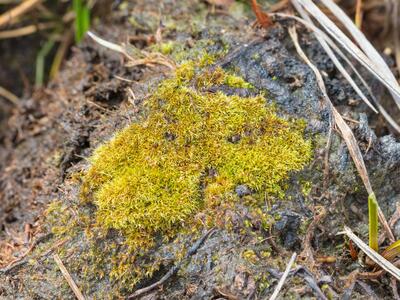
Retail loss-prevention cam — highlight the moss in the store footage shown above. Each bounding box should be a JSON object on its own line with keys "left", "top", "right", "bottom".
{"left": 224, "top": 73, "right": 253, "bottom": 88}
{"left": 242, "top": 249, "right": 258, "bottom": 264}
{"left": 81, "top": 61, "right": 312, "bottom": 280}
{"left": 300, "top": 180, "right": 312, "bottom": 196}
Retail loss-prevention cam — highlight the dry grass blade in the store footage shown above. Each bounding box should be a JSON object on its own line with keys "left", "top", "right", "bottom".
{"left": 53, "top": 254, "right": 85, "bottom": 300}
{"left": 87, "top": 31, "right": 128, "bottom": 57}
{"left": 288, "top": 26, "right": 371, "bottom": 193}
{"left": 318, "top": 0, "right": 400, "bottom": 110}
{"left": 318, "top": 0, "right": 397, "bottom": 80}
{"left": 88, "top": 31, "right": 175, "bottom": 70}
{"left": 341, "top": 227, "right": 400, "bottom": 282}
{"left": 0, "top": 85, "right": 19, "bottom": 105}
{"left": 288, "top": 25, "right": 394, "bottom": 241}
{"left": 290, "top": 0, "right": 377, "bottom": 113}
{"left": 273, "top": 11, "right": 400, "bottom": 133}
{"left": 269, "top": 252, "right": 297, "bottom": 300}
{"left": 0, "top": 0, "right": 42, "bottom": 28}
{"left": 382, "top": 240, "right": 400, "bottom": 262}
{"left": 50, "top": 28, "right": 73, "bottom": 80}
{"left": 0, "top": 22, "right": 54, "bottom": 39}
{"left": 295, "top": 0, "right": 400, "bottom": 105}
{"left": 355, "top": 0, "right": 363, "bottom": 29}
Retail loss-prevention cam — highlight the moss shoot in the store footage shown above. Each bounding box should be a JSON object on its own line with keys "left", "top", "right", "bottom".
{"left": 81, "top": 62, "right": 312, "bottom": 252}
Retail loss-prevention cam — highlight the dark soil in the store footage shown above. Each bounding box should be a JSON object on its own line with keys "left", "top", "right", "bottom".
{"left": 1, "top": 0, "right": 400, "bottom": 299}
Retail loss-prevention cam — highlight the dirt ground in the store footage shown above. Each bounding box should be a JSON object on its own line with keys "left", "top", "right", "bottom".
{"left": 1, "top": 0, "right": 400, "bottom": 299}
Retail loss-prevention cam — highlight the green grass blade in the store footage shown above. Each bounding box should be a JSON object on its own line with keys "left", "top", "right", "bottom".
{"left": 368, "top": 192, "right": 379, "bottom": 252}
{"left": 82, "top": 6, "right": 90, "bottom": 37}
{"left": 35, "top": 39, "right": 55, "bottom": 87}
{"left": 73, "top": 0, "right": 90, "bottom": 43}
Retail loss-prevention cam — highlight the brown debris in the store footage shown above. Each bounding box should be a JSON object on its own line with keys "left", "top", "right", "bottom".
{"left": 250, "top": 0, "right": 273, "bottom": 29}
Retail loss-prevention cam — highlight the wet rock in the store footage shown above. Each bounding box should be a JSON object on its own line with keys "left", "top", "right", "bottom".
{"left": 219, "top": 27, "right": 329, "bottom": 134}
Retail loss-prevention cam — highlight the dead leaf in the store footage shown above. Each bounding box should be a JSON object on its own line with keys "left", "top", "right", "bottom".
{"left": 250, "top": 0, "right": 273, "bottom": 29}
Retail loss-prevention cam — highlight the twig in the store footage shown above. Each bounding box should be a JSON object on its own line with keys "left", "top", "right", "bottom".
{"left": 342, "top": 270, "right": 358, "bottom": 300}
{"left": 269, "top": 252, "right": 297, "bottom": 300}
{"left": 0, "top": 0, "right": 43, "bottom": 28}
{"left": 53, "top": 254, "right": 85, "bottom": 300}
{"left": 127, "top": 228, "right": 216, "bottom": 299}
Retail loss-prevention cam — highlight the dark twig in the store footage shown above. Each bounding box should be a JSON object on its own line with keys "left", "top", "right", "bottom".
{"left": 127, "top": 228, "right": 216, "bottom": 299}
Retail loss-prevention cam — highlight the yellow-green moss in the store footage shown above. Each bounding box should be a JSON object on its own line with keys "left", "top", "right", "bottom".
{"left": 81, "top": 61, "right": 312, "bottom": 252}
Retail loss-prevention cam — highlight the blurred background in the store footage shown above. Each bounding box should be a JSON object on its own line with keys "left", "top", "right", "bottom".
{"left": 0, "top": 0, "right": 400, "bottom": 148}
{"left": 0, "top": 0, "right": 399, "bottom": 136}
{"left": 0, "top": 0, "right": 114, "bottom": 139}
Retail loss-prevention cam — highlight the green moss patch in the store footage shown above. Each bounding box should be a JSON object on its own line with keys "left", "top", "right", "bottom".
{"left": 81, "top": 62, "right": 312, "bottom": 252}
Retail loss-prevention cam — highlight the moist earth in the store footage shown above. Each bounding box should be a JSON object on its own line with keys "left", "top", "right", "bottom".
{"left": 1, "top": 1, "right": 400, "bottom": 299}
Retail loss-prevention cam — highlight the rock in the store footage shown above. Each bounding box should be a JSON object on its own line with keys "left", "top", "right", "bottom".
{"left": 274, "top": 211, "right": 301, "bottom": 249}
{"left": 235, "top": 184, "right": 252, "bottom": 197}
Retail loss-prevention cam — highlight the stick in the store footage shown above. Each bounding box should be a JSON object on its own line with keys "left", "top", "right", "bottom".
{"left": 53, "top": 254, "right": 85, "bottom": 300}
{"left": 269, "top": 252, "right": 297, "bottom": 300}
{"left": 127, "top": 228, "right": 216, "bottom": 299}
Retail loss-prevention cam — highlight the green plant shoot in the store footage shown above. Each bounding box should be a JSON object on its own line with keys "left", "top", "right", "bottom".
{"left": 73, "top": 0, "right": 90, "bottom": 43}
{"left": 368, "top": 192, "right": 378, "bottom": 252}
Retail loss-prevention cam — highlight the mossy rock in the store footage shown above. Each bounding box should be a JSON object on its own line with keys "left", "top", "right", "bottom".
{"left": 80, "top": 61, "right": 312, "bottom": 283}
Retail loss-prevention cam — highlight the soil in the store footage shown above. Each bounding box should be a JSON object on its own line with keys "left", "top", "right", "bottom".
{"left": 1, "top": 0, "right": 400, "bottom": 299}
